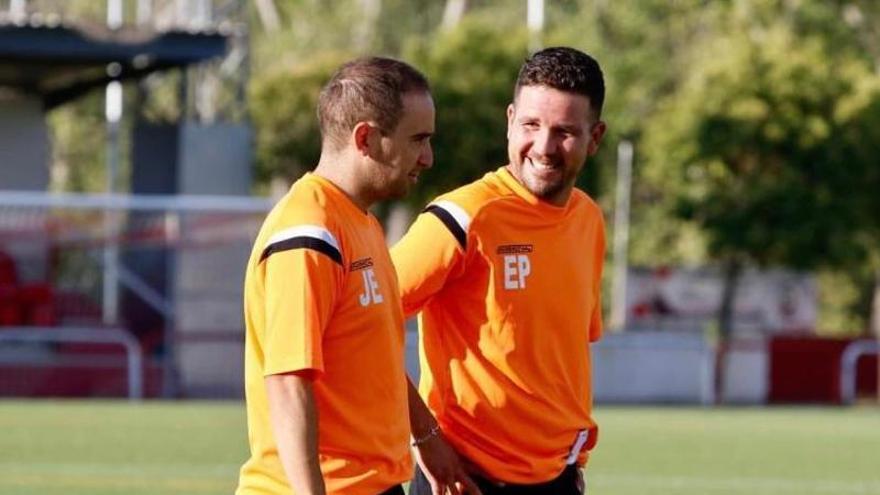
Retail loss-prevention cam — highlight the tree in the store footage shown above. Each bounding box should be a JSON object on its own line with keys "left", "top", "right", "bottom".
{"left": 249, "top": 0, "right": 446, "bottom": 72}
{"left": 403, "top": 17, "right": 529, "bottom": 207}
{"left": 540, "top": 0, "right": 729, "bottom": 254}
{"left": 243, "top": 0, "right": 880, "bottom": 334}
{"left": 248, "top": 51, "right": 353, "bottom": 188}
{"left": 640, "top": 11, "right": 880, "bottom": 337}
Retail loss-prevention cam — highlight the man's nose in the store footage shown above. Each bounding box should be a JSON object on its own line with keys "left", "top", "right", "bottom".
{"left": 419, "top": 143, "right": 434, "bottom": 168}
{"left": 531, "top": 128, "right": 557, "bottom": 157}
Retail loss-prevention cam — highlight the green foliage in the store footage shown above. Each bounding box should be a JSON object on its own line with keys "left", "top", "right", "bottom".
{"left": 551, "top": 0, "right": 717, "bottom": 138}
{"left": 545, "top": 0, "right": 726, "bottom": 213}
{"left": 249, "top": 0, "right": 445, "bottom": 72}
{"left": 640, "top": 17, "right": 880, "bottom": 272}
{"left": 47, "top": 91, "right": 124, "bottom": 193}
{"left": 39, "top": 0, "right": 880, "bottom": 328}
{"left": 248, "top": 17, "right": 530, "bottom": 208}
{"left": 403, "top": 18, "right": 529, "bottom": 207}
{"left": 138, "top": 71, "right": 185, "bottom": 124}
{"left": 816, "top": 268, "right": 875, "bottom": 335}
{"left": 249, "top": 51, "right": 353, "bottom": 186}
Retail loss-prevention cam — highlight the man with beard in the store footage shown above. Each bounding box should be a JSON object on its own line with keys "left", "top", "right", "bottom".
{"left": 392, "top": 47, "right": 608, "bottom": 495}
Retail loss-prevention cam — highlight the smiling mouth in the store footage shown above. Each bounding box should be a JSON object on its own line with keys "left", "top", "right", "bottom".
{"left": 526, "top": 157, "right": 560, "bottom": 174}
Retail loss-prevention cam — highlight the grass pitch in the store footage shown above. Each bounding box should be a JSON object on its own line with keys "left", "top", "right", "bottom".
{"left": 0, "top": 401, "right": 877, "bottom": 495}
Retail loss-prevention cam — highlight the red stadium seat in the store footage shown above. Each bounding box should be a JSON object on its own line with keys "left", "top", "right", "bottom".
{"left": 0, "top": 251, "right": 18, "bottom": 286}
{"left": 18, "top": 283, "right": 52, "bottom": 304}
{"left": 0, "top": 307, "right": 22, "bottom": 326}
{"left": 18, "top": 283, "right": 56, "bottom": 327}
{"left": 0, "top": 284, "right": 15, "bottom": 301}
{"left": 27, "top": 302, "right": 56, "bottom": 326}
{"left": 0, "top": 285, "right": 22, "bottom": 326}
{"left": 53, "top": 290, "right": 102, "bottom": 325}
{"left": 0, "top": 251, "right": 23, "bottom": 326}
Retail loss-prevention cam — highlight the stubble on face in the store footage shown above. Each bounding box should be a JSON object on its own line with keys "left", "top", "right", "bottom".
{"left": 372, "top": 91, "right": 435, "bottom": 201}
{"left": 506, "top": 85, "right": 603, "bottom": 206}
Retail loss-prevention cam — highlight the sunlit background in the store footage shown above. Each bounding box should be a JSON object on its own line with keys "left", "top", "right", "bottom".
{"left": 0, "top": 1, "right": 878, "bottom": 494}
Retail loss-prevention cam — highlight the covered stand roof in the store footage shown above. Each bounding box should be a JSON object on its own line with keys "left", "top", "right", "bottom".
{"left": 0, "top": 18, "right": 228, "bottom": 109}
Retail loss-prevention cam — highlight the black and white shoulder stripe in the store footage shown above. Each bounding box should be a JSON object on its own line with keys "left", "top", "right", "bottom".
{"left": 424, "top": 200, "right": 471, "bottom": 250}
{"left": 260, "top": 225, "right": 342, "bottom": 265}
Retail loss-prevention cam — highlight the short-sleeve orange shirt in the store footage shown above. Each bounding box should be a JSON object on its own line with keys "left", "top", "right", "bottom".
{"left": 237, "top": 173, "right": 412, "bottom": 495}
{"left": 391, "top": 167, "right": 605, "bottom": 484}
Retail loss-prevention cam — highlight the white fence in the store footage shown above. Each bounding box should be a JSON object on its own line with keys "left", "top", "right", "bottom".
{"left": 0, "top": 327, "right": 143, "bottom": 399}
{"left": 592, "top": 331, "right": 717, "bottom": 404}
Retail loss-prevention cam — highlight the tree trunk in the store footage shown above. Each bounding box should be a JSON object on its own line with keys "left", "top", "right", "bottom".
{"left": 871, "top": 269, "right": 880, "bottom": 401}
{"left": 869, "top": 269, "right": 880, "bottom": 337}
{"left": 254, "top": 0, "right": 281, "bottom": 32}
{"left": 355, "top": 0, "right": 382, "bottom": 48}
{"left": 715, "top": 258, "right": 742, "bottom": 404}
{"left": 441, "top": 0, "right": 467, "bottom": 30}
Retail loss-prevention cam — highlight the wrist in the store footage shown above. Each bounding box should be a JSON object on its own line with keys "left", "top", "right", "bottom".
{"left": 411, "top": 423, "right": 442, "bottom": 447}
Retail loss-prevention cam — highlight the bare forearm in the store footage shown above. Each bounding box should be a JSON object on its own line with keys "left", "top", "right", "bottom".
{"left": 406, "top": 377, "right": 482, "bottom": 495}
{"left": 407, "top": 377, "right": 438, "bottom": 439}
{"left": 266, "top": 373, "right": 326, "bottom": 495}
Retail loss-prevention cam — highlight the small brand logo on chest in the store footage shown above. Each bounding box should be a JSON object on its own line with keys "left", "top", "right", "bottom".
{"left": 351, "top": 257, "right": 383, "bottom": 306}
{"left": 497, "top": 244, "right": 533, "bottom": 290}
{"left": 349, "top": 258, "right": 374, "bottom": 271}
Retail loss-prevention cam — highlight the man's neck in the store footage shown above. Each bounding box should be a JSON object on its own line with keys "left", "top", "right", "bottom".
{"left": 314, "top": 153, "right": 374, "bottom": 212}
{"left": 504, "top": 164, "right": 573, "bottom": 206}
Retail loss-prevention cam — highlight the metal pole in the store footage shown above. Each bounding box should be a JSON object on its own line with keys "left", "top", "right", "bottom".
{"left": 441, "top": 0, "right": 466, "bottom": 30}
{"left": 9, "top": 0, "right": 26, "bottom": 22}
{"left": 107, "top": 0, "right": 123, "bottom": 29}
{"left": 254, "top": 0, "right": 281, "bottom": 32}
{"left": 527, "top": 0, "right": 544, "bottom": 53}
{"left": 103, "top": 60, "right": 123, "bottom": 325}
{"left": 197, "top": 0, "right": 212, "bottom": 27}
{"left": 609, "top": 140, "right": 633, "bottom": 332}
{"left": 103, "top": 0, "right": 124, "bottom": 325}
{"left": 136, "top": 0, "right": 152, "bottom": 26}
{"left": 175, "top": 0, "right": 188, "bottom": 28}
{"left": 162, "top": 211, "right": 181, "bottom": 398}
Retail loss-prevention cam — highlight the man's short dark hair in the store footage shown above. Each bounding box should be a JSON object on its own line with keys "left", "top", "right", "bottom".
{"left": 318, "top": 56, "right": 430, "bottom": 149}
{"left": 514, "top": 47, "right": 605, "bottom": 118}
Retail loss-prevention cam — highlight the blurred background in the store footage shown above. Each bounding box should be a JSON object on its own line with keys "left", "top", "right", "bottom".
{"left": 0, "top": 1, "right": 879, "bottom": 494}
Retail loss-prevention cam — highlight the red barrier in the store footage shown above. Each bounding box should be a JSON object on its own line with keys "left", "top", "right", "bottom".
{"left": 769, "top": 336, "right": 878, "bottom": 403}
{"left": 0, "top": 363, "right": 163, "bottom": 398}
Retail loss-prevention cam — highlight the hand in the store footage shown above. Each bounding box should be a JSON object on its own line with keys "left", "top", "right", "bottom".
{"left": 576, "top": 467, "right": 585, "bottom": 494}
{"left": 414, "top": 433, "right": 483, "bottom": 495}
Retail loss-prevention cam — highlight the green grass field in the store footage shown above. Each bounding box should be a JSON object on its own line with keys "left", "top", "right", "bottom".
{"left": 1, "top": 401, "right": 878, "bottom": 495}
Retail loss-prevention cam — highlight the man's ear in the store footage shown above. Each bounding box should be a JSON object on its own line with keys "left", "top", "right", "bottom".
{"left": 353, "top": 122, "right": 377, "bottom": 157}
{"left": 587, "top": 121, "right": 607, "bottom": 156}
{"left": 506, "top": 103, "right": 515, "bottom": 140}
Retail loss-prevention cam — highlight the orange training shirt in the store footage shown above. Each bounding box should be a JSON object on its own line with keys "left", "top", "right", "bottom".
{"left": 237, "top": 173, "right": 412, "bottom": 495}
{"left": 391, "top": 167, "right": 605, "bottom": 484}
